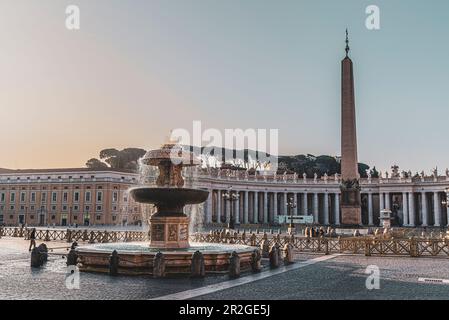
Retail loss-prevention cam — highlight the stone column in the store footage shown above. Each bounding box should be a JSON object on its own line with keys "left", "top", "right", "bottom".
{"left": 334, "top": 193, "right": 340, "bottom": 225}
{"left": 235, "top": 191, "right": 241, "bottom": 224}
{"left": 313, "top": 193, "right": 319, "bottom": 223}
{"left": 283, "top": 192, "right": 288, "bottom": 216}
{"left": 225, "top": 195, "right": 231, "bottom": 223}
{"left": 253, "top": 192, "right": 259, "bottom": 224}
{"left": 408, "top": 192, "right": 415, "bottom": 227}
{"left": 368, "top": 192, "right": 373, "bottom": 226}
{"left": 323, "top": 193, "right": 329, "bottom": 225}
{"left": 273, "top": 192, "right": 278, "bottom": 223}
{"left": 206, "top": 191, "right": 213, "bottom": 224}
{"left": 421, "top": 192, "right": 428, "bottom": 227}
{"left": 243, "top": 191, "right": 249, "bottom": 224}
{"left": 379, "top": 193, "right": 384, "bottom": 211}
{"left": 296, "top": 193, "right": 301, "bottom": 216}
{"left": 402, "top": 192, "right": 408, "bottom": 226}
{"left": 433, "top": 192, "right": 441, "bottom": 227}
{"left": 217, "top": 190, "right": 222, "bottom": 223}
{"left": 385, "top": 192, "right": 391, "bottom": 210}
{"left": 303, "top": 192, "right": 308, "bottom": 215}
{"left": 263, "top": 192, "right": 268, "bottom": 224}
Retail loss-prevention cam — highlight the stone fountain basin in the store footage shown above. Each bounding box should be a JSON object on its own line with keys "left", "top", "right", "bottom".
{"left": 76, "top": 242, "right": 256, "bottom": 276}
{"left": 129, "top": 187, "right": 209, "bottom": 206}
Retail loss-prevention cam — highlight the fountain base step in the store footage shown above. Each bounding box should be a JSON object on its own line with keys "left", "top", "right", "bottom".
{"left": 75, "top": 242, "right": 256, "bottom": 276}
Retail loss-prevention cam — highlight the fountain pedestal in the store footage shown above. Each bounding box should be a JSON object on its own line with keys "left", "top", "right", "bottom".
{"left": 150, "top": 216, "right": 190, "bottom": 249}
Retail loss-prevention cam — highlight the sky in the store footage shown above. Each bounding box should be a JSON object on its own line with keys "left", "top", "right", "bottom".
{"left": 0, "top": 0, "right": 448, "bottom": 173}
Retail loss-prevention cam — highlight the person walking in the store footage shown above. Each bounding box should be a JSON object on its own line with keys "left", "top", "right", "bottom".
{"left": 28, "top": 228, "right": 37, "bottom": 252}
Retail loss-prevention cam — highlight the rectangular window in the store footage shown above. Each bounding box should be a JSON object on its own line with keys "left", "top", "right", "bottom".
{"left": 96, "top": 191, "right": 103, "bottom": 202}
{"left": 10, "top": 193, "right": 15, "bottom": 203}
{"left": 0, "top": 215, "right": 3, "bottom": 224}
{"left": 96, "top": 205, "right": 102, "bottom": 212}
{"left": 20, "top": 192, "right": 26, "bottom": 203}
{"left": 112, "top": 192, "right": 118, "bottom": 203}
{"left": 63, "top": 192, "right": 68, "bottom": 203}
{"left": 0, "top": 193, "right": 5, "bottom": 202}
{"left": 74, "top": 192, "right": 80, "bottom": 203}
{"left": 85, "top": 191, "right": 91, "bottom": 203}
{"left": 31, "top": 192, "right": 36, "bottom": 203}
{"left": 52, "top": 192, "right": 57, "bottom": 203}
{"left": 41, "top": 192, "right": 47, "bottom": 203}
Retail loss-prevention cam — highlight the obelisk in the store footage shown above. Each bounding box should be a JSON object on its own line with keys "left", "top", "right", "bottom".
{"left": 340, "top": 29, "right": 362, "bottom": 225}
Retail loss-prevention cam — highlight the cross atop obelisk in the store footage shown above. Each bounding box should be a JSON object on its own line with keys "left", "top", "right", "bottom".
{"left": 340, "top": 29, "right": 362, "bottom": 226}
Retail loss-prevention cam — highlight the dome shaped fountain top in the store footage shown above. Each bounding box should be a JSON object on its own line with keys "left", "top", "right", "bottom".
{"left": 129, "top": 141, "right": 208, "bottom": 249}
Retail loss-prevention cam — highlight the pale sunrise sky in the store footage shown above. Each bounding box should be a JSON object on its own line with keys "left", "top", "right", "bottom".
{"left": 0, "top": 0, "right": 448, "bottom": 173}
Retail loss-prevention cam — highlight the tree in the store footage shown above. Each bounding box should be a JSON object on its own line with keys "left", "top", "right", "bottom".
{"left": 95, "top": 148, "right": 147, "bottom": 171}
{"left": 86, "top": 158, "right": 109, "bottom": 169}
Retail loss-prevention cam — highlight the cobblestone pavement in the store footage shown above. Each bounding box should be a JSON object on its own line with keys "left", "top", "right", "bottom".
{"left": 1, "top": 238, "right": 449, "bottom": 300}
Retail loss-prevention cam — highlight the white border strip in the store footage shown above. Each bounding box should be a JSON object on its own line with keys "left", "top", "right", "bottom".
{"left": 152, "top": 254, "right": 340, "bottom": 300}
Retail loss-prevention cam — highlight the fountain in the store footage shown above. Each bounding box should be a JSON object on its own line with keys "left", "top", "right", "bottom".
{"left": 76, "top": 140, "right": 255, "bottom": 276}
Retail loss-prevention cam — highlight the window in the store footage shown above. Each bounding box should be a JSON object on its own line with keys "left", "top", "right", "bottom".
{"left": 112, "top": 216, "right": 116, "bottom": 221}
{"left": 52, "top": 205, "right": 56, "bottom": 211}
{"left": 96, "top": 191, "right": 103, "bottom": 202}
{"left": 51, "top": 215, "right": 56, "bottom": 220}
{"left": 0, "top": 193, "right": 5, "bottom": 202}
{"left": 52, "top": 192, "right": 57, "bottom": 203}
{"left": 10, "top": 192, "right": 15, "bottom": 203}
{"left": 31, "top": 192, "right": 36, "bottom": 203}
{"left": 74, "top": 205, "right": 79, "bottom": 211}
{"left": 30, "top": 205, "right": 35, "bottom": 211}
{"left": 96, "top": 205, "right": 102, "bottom": 212}
{"left": 41, "top": 192, "right": 47, "bottom": 203}
{"left": 85, "top": 205, "right": 90, "bottom": 212}
{"left": 20, "top": 192, "right": 26, "bottom": 203}
{"left": 0, "top": 215, "right": 3, "bottom": 224}
{"left": 10, "top": 205, "right": 14, "bottom": 210}
{"left": 85, "top": 191, "right": 91, "bottom": 203}
{"left": 74, "top": 192, "right": 80, "bottom": 203}
{"left": 62, "top": 205, "right": 68, "bottom": 211}
{"left": 96, "top": 215, "right": 101, "bottom": 221}
{"left": 112, "top": 192, "right": 118, "bottom": 203}
{"left": 63, "top": 192, "right": 68, "bottom": 203}
{"left": 73, "top": 216, "right": 78, "bottom": 221}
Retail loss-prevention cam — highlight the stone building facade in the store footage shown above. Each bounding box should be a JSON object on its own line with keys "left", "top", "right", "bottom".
{"left": 0, "top": 168, "right": 142, "bottom": 227}
{"left": 1, "top": 167, "right": 449, "bottom": 228}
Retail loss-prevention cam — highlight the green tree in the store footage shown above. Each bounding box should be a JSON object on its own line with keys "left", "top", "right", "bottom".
{"left": 86, "top": 158, "right": 109, "bottom": 169}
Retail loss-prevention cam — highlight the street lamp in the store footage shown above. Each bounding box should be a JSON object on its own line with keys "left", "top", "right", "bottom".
{"left": 286, "top": 196, "right": 297, "bottom": 235}
{"left": 441, "top": 188, "right": 449, "bottom": 207}
{"left": 222, "top": 187, "right": 240, "bottom": 230}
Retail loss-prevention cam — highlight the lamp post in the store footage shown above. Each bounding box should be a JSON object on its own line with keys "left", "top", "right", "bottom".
{"left": 222, "top": 187, "right": 239, "bottom": 230}
{"left": 286, "top": 196, "right": 297, "bottom": 235}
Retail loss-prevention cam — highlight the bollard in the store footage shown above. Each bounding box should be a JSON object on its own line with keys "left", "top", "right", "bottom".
{"left": 260, "top": 239, "right": 270, "bottom": 258}
{"left": 250, "top": 249, "right": 262, "bottom": 273}
{"left": 153, "top": 252, "right": 166, "bottom": 278}
{"left": 269, "top": 245, "right": 280, "bottom": 269}
{"left": 229, "top": 251, "right": 240, "bottom": 279}
{"left": 191, "top": 251, "right": 205, "bottom": 278}
{"left": 31, "top": 248, "right": 42, "bottom": 268}
{"left": 0, "top": 226, "right": 3, "bottom": 239}
{"left": 283, "top": 243, "right": 295, "bottom": 265}
{"left": 67, "top": 249, "right": 78, "bottom": 266}
{"left": 109, "top": 250, "right": 119, "bottom": 276}
{"left": 37, "top": 244, "right": 48, "bottom": 263}
{"left": 324, "top": 239, "right": 329, "bottom": 255}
